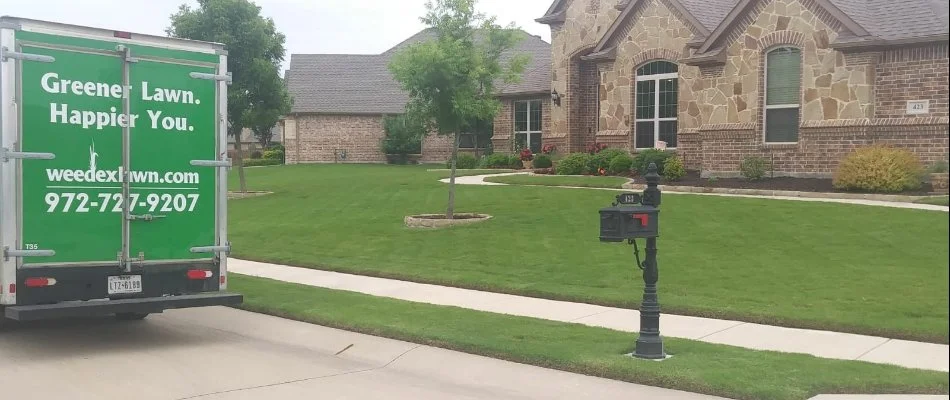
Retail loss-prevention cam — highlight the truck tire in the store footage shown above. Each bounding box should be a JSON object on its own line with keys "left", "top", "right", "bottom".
{"left": 115, "top": 312, "right": 149, "bottom": 321}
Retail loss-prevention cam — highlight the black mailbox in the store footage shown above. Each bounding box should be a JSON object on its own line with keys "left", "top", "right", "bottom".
{"left": 599, "top": 205, "right": 659, "bottom": 241}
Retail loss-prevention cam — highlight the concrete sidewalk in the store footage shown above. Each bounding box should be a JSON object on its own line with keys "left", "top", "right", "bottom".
{"left": 446, "top": 173, "right": 950, "bottom": 212}
{"left": 229, "top": 258, "right": 949, "bottom": 373}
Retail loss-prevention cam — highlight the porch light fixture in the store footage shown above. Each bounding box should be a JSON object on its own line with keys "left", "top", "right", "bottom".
{"left": 551, "top": 89, "right": 561, "bottom": 106}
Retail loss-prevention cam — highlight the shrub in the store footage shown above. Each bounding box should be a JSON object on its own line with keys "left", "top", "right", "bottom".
{"left": 541, "top": 144, "right": 557, "bottom": 155}
{"left": 586, "top": 148, "right": 628, "bottom": 174}
{"left": 262, "top": 148, "right": 284, "bottom": 161}
{"left": 519, "top": 148, "right": 534, "bottom": 161}
{"left": 242, "top": 158, "right": 281, "bottom": 167}
{"left": 632, "top": 149, "right": 673, "bottom": 176}
{"left": 533, "top": 154, "right": 553, "bottom": 169}
{"left": 508, "top": 155, "right": 524, "bottom": 169}
{"left": 447, "top": 154, "right": 480, "bottom": 169}
{"left": 833, "top": 145, "right": 923, "bottom": 192}
{"left": 555, "top": 153, "right": 591, "bottom": 175}
{"left": 928, "top": 160, "right": 949, "bottom": 173}
{"left": 250, "top": 150, "right": 263, "bottom": 159}
{"left": 482, "top": 153, "right": 511, "bottom": 169}
{"left": 663, "top": 156, "right": 686, "bottom": 181}
{"left": 381, "top": 114, "right": 425, "bottom": 161}
{"left": 607, "top": 154, "right": 634, "bottom": 175}
{"left": 585, "top": 142, "right": 608, "bottom": 154}
{"left": 740, "top": 156, "right": 771, "bottom": 180}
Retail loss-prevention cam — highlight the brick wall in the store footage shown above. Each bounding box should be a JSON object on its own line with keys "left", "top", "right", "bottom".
{"left": 422, "top": 134, "right": 455, "bottom": 163}
{"left": 492, "top": 99, "right": 514, "bottom": 153}
{"left": 875, "top": 44, "right": 949, "bottom": 118}
{"left": 285, "top": 114, "right": 387, "bottom": 163}
{"left": 676, "top": 130, "right": 703, "bottom": 170}
{"left": 693, "top": 118, "right": 950, "bottom": 177}
{"left": 491, "top": 95, "right": 552, "bottom": 154}
{"left": 568, "top": 57, "right": 599, "bottom": 153}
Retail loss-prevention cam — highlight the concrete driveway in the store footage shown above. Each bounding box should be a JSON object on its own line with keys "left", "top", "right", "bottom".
{"left": 0, "top": 306, "right": 727, "bottom": 400}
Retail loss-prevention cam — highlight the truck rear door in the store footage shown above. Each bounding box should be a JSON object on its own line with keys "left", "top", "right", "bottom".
{"left": 8, "top": 27, "right": 227, "bottom": 305}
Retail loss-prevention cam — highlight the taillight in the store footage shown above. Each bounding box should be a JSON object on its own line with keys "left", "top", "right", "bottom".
{"left": 24, "top": 277, "right": 57, "bottom": 288}
{"left": 187, "top": 269, "right": 213, "bottom": 280}
{"left": 8, "top": 283, "right": 15, "bottom": 294}
{"left": 219, "top": 275, "right": 226, "bottom": 285}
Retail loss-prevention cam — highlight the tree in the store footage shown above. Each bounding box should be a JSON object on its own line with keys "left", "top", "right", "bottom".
{"left": 167, "top": 0, "right": 290, "bottom": 192}
{"left": 389, "top": 0, "right": 528, "bottom": 219}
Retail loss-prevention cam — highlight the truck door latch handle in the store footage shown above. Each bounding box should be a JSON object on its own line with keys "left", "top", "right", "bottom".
{"left": 129, "top": 214, "right": 166, "bottom": 222}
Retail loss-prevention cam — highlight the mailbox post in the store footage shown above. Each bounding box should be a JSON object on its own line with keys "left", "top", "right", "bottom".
{"left": 599, "top": 162, "right": 666, "bottom": 360}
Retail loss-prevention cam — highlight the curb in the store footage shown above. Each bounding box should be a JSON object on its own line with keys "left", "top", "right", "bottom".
{"left": 621, "top": 182, "right": 928, "bottom": 203}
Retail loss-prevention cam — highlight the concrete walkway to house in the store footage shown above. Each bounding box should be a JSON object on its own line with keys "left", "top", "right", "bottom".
{"left": 442, "top": 172, "right": 949, "bottom": 212}
{"left": 229, "top": 258, "right": 949, "bottom": 373}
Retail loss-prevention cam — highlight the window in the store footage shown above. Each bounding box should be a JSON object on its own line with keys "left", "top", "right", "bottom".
{"left": 514, "top": 100, "right": 543, "bottom": 153}
{"left": 764, "top": 47, "right": 801, "bottom": 143}
{"left": 458, "top": 133, "right": 490, "bottom": 149}
{"left": 458, "top": 118, "right": 492, "bottom": 149}
{"left": 635, "top": 61, "right": 678, "bottom": 149}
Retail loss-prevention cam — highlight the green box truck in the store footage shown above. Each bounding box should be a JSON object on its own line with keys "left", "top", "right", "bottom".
{"left": 1, "top": 16, "right": 242, "bottom": 322}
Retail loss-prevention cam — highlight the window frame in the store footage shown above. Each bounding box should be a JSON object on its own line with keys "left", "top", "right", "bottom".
{"left": 634, "top": 61, "right": 678, "bottom": 150}
{"left": 762, "top": 46, "right": 802, "bottom": 144}
{"left": 513, "top": 99, "right": 543, "bottom": 152}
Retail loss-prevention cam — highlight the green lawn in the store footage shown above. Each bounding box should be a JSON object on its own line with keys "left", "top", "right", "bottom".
{"left": 232, "top": 274, "right": 949, "bottom": 400}
{"left": 484, "top": 174, "right": 629, "bottom": 188}
{"left": 228, "top": 164, "right": 950, "bottom": 342}
{"left": 915, "top": 196, "right": 950, "bottom": 206}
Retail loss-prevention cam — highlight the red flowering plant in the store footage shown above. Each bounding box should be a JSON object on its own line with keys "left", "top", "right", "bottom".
{"left": 586, "top": 142, "right": 608, "bottom": 154}
{"left": 519, "top": 147, "right": 534, "bottom": 161}
{"left": 541, "top": 144, "right": 557, "bottom": 155}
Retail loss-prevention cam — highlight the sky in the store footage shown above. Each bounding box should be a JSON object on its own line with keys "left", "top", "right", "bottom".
{"left": 2, "top": 0, "right": 554, "bottom": 71}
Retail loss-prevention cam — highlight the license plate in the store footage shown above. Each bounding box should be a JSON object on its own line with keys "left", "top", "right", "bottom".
{"left": 108, "top": 275, "right": 143, "bottom": 295}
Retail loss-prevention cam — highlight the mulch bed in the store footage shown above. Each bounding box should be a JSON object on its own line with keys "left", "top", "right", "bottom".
{"left": 655, "top": 171, "right": 935, "bottom": 196}
{"left": 528, "top": 169, "right": 935, "bottom": 196}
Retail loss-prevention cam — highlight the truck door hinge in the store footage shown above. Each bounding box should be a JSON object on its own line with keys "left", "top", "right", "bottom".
{"left": 1, "top": 147, "right": 55, "bottom": 162}
{"left": 190, "top": 244, "right": 230, "bottom": 255}
{"left": 3, "top": 246, "right": 55, "bottom": 261}
{"left": 190, "top": 71, "right": 232, "bottom": 84}
{"left": 0, "top": 46, "right": 55, "bottom": 63}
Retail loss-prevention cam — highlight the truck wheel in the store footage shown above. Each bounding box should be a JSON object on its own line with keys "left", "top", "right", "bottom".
{"left": 115, "top": 312, "right": 149, "bottom": 321}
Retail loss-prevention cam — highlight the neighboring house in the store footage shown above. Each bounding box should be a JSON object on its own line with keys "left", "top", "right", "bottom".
{"left": 281, "top": 29, "right": 552, "bottom": 164}
{"left": 535, "top": 0, "right": 949, "bottom": 177}
{"left": 228, "top": 125, "right": 282, "bottom": 155}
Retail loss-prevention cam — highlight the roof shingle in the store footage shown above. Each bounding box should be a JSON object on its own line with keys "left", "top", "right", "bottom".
{"left": 288, "top": 29, "right": 551, "bottom": 114}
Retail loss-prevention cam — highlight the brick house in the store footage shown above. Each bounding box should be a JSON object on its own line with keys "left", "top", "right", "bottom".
{"left": 281, "top": 29, "right": 552, "bottom": 164}
{"left": 533, "top": 0, "right": 949, "bottom": 177}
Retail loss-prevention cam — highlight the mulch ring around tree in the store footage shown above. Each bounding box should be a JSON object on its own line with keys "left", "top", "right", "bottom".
{"left": 662, "top": 171, "right": 935, "bottom": 196}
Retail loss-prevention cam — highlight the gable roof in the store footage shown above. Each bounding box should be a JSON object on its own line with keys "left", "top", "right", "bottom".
{"left": 689, "top": 0, "right": 948, "bottom": 59}
{"left": 287, "top": 30, "right": 552, "bottom": 115}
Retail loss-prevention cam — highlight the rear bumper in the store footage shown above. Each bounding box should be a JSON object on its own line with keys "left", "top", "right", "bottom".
{"left": 3, "top": 292, "right": 243, "bottom": 321}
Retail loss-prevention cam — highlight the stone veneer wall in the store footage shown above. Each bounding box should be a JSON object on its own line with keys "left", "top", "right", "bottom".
{"left": 550, "top": 0, "right": 625, "bottom": 149}
{"left": 597, "top": 0, "right": 701, "bottom": 145}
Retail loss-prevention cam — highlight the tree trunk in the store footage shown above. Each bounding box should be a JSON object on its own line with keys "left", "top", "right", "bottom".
{"left": 446, "top": 132, "right": 460, "bottom": 219}
{"left": 231, "top": 125, "right": 248, "bottom": 193}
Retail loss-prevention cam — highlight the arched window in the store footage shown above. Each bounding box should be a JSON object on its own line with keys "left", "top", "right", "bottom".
{"left": 764, "top": 47, "right": 801, "bottom": 143}
{"left": 635, "top": 61, "right": 678, "bottom": 149}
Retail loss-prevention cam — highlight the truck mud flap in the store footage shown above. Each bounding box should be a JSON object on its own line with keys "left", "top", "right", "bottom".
{"left": 4, "top": 292, "right": 243, "bottom": 321}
